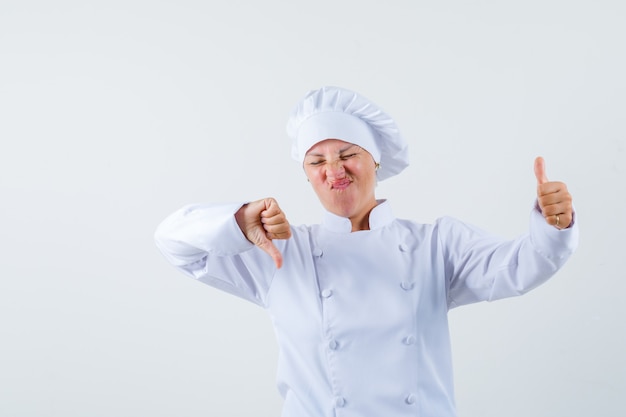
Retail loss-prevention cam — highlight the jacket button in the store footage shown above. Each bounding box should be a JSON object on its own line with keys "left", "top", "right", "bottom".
{"left": 405, "top": 393, "right": 416, "bottom": 405}
{"left": 400, "top": 281, "right": 414, "bottom": 290}
{"left": 334, "top": 396, "right": 346, "bottom": 407}
{"left": 321, "top": 289, "right": 333, "bottom": 298}
{"left": 403, "top": 335, "right": 416, "bottom": 345}
{"left": 399, "top": 243, "right": 409, "bottom": 252}
{"left": 328, "top": 339, "right": 339, "bottom": 350}
{"left": 313, "top": 248, "right": 323, "bottom": 257}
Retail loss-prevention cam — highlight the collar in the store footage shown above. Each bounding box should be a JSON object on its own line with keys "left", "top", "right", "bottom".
{"left": 321, "top": 199, "right": 394, "bottom": 233}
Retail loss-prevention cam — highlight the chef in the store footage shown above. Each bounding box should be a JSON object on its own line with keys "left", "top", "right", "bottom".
{"left": 154, "top": 86, "right": 578, "bottom": 417}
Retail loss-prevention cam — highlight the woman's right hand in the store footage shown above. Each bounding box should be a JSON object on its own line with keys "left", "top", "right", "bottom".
{"left": 235, "top": 198, "right": 292, "bottom": 269}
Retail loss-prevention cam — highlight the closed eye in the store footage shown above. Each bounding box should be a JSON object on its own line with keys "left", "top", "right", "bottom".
{"left": 340, "top": 153, "right": 357, "bottom": 160}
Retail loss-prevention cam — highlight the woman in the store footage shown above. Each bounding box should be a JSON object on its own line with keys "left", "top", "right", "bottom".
{"left": 154, "top": 86, "right": 578, "bottom": 417}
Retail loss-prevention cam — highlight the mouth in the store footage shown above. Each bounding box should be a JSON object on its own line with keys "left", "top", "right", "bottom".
{"left": 331, "top": 178, "right": 351, "bottom": 190}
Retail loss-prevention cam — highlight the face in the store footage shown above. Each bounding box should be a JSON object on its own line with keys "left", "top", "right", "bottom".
{"left": 303, "top": 139, "right": 378, "bottom": 229}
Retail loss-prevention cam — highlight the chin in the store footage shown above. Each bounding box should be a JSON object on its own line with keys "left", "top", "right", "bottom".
{"left": 327, "top": 203, "right": 357, "bottom": 219}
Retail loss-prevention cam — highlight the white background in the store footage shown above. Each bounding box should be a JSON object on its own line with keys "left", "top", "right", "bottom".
{"left": 1, "top": 1, "right": 624, "bottom": 416}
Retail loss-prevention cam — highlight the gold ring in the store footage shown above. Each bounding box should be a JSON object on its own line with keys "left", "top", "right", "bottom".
{"left": 555, "top": 214, "right": 560, "bottom": 228}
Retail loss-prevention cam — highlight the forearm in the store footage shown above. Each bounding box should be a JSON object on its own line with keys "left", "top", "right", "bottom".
{"left": 154, "top": 202, "right": 253, "bottom": 267}
{"left": 445, "top": 205, "right": 579, "bottom": 307}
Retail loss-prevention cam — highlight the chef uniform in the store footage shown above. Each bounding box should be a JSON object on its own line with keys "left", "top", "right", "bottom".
{"left": 154, "top": 86, "right": 579, "bottom": 417}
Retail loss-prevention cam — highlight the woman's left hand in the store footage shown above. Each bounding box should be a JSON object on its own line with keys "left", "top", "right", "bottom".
{"left": 534, "top": 156, "right": 574, "bottom": 229}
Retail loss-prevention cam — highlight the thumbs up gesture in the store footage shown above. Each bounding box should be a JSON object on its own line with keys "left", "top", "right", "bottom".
{"left": 235, "top": 198, "right": 292, "bottom": 268}
{"left": 534, "top": 157, "right": 573, "bottom": 229}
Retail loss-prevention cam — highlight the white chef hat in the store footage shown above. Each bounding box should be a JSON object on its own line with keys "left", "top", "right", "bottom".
{"left": 286, "top": 86, "right": 409, "bottom": 181}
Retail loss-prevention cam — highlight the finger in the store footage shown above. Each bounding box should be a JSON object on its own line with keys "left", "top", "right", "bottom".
{"left": 263, "top": 221, "right": 291, "bottom": 235}
{"left": 261, "top": 213, "right": 287, "bottom": 225}
{"left": 537, "top": 186, "right": 570, "bottom": 208}
{"left": 266, "top": 231, "right": 292, "bottom": 240}
{"left": 537, "top": 182, "right": 566, "bottom": 198}
{"left": 257, "top": 238, "right": 283, "bottom": 269}
{"left": 545, "top": 212, "right": 572, "bottom": 230}
{"left": 265, "top": 224, "right": 292, "bottom": 239}
{"left": 263, "top": 215, "right": 292, "bottom": 239}
{"left": 540, "top": 202, "right": 573, "bottom": 218}
{"left": 260, "top": 198, "right": 291, "bottom": 235}
{"left": 560, "top": 213, "right": 573, "bottom": 229}
{"left": 537, "top": 184, "right": 572, "bottom": 215}
{"left": 534, "top": 156, "right": 548, "bottom": 185}
{"left": 261, "top": 198, "right": 281, "bottom": 217}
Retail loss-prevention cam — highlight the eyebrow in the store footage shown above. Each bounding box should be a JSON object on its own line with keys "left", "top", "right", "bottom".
{"left": 306, "top": 144, "right": 358, "bottom": 158}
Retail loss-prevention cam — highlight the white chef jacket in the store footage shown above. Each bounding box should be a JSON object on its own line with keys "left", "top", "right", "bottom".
{"left": 154, "top": 200, "right": 578, "bottom": 417}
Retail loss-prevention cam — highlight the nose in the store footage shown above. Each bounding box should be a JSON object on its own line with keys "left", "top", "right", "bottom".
{"left": 326, "top": 159, "right": 345, "bottom": 178}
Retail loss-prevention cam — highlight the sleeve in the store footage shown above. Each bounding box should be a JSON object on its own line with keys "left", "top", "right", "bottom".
{"left": 441, "top": 204, "right": 579, "bottom": 308}
{"left": 154, "top": 202, "right": 278, "bottom": 307}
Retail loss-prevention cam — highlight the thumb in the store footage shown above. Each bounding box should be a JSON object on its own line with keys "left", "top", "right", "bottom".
{"left": 250, "top": 199, "right": 284, "bottom": 268}
{"left": 534, "top": 156, "right": 549, "bottom": 185}
{"left": 236, "top": 199, "right": 285, "bottom": 269}
{"left": 257, "top": 237, "right": 284, "bottom": 269}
